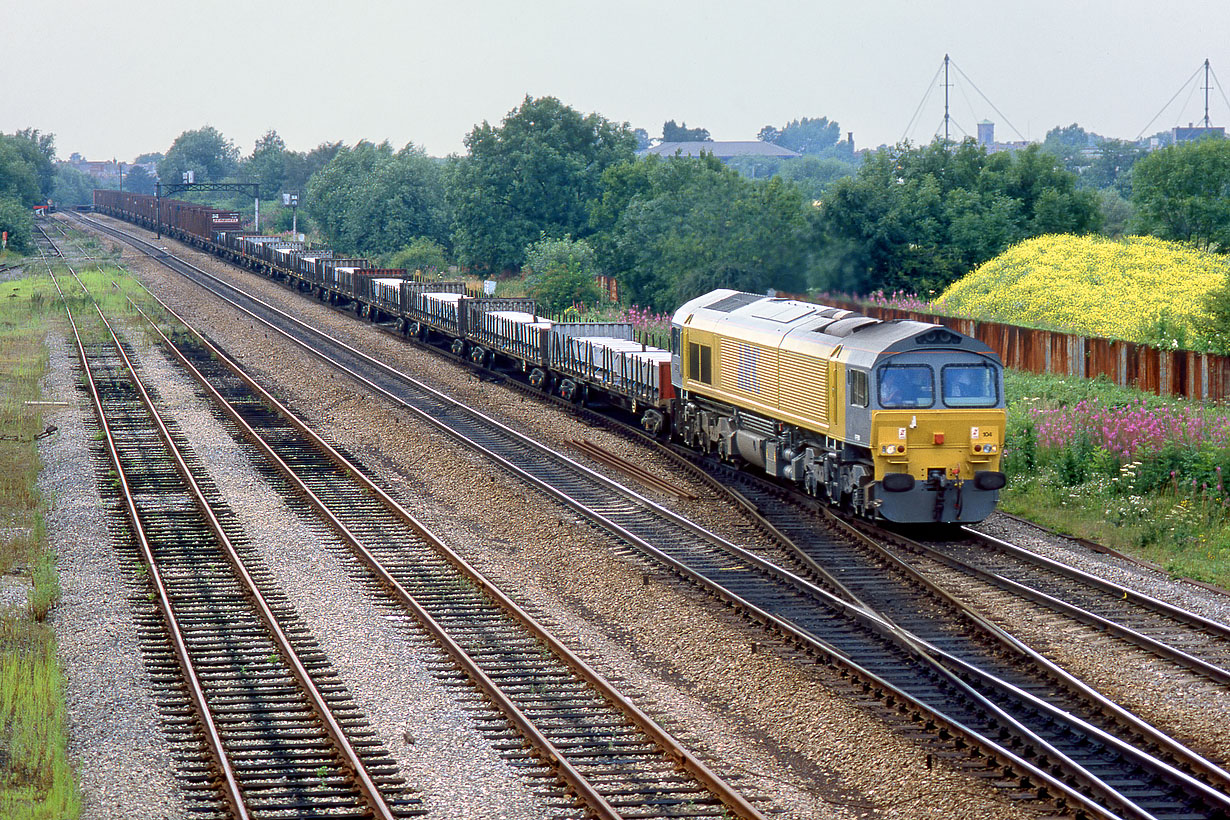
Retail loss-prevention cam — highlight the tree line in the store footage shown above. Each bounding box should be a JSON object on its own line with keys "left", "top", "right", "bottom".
{"left": 4, "top": 98, "right": 1229, "bottom": 310}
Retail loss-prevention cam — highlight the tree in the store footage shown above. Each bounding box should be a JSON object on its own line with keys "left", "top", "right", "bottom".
{"left": 158, "top": 126, "right": 239, "bottom": 185}
{"left": 449, "top": 95, "right": 636, "bottom": 272}
{"left": 13, "top": 128, "right": 55, "bottom": 194}
{"left": 285, "top": 141, "right": 342, "bottom": 193}
{"left": 589, "top": 154, "right": 815, "bottom": 310}
{"left": 121, "top": 164, "right": 156, "bottom": 196}
{"left": 774, "top": 117, "right": 841, "bottom": 155}
{"left": 133, "top": 151, "right": 163, "bottom": 165}
{"left": 52, "top": 165, "right": 98, "bottom": 206}
{"left": 1132, "top": 136, "right": 1230, "bottom": 251}
{"left": 1040, "top": 123, "right": 1101, "bottom": 176}
{"left": 0, "top": 130, "right": 53, "bottom": 253}
{"left": 815, "top": 139, "right": 1101, "bottom": 295}
{"left": 0, "top": 131, "right": 55, "bottom": 206}
{"left": 776, "top": 156, "right": 855, "bottom": 199}
{"left": 1082, "top": 139, "right": 1147, "bottom": 195}
{"left": 0, "top": 139, "right": 44, "bottom": 206}
{"left": 661, "top": 120, "right": 710, "bottom": 142}
{"left": 387, "top": 237, "right": 449, "bottom": 274}
{"left": 306, "top": 141, "right": 449, "bottom": 256}
{"left": 244, "top": 129, "right": 288, "bottom": 198}
{"left": 633, "top": 128, "right": 651, "bottom": 151}
{"left": 1097, "top": 190, "right": 1134, "bottom": 238}
{"left": 757, "top": 125, "right": 781, "bottom": 144}
{"left": 523, "top": 234, "right": 601, "bottom": 313}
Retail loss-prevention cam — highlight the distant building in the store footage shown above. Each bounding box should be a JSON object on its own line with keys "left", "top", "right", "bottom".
{"left": 69, "top": 159, "right": 118, "bottom": 180}
{"left": 1172, "top": 123, "right": 1225, "bottom": 143}
{"left": 977, "top": 120, "right": 995, "bottom": 145}
{"left": 974, "top": 121, "right": 1030, "bottom": 154}
{"left": 641, "top": 140, "right": 801, "bottom": 160}
{"left": 62, "top": 157, "right": 158, "bottom": 186}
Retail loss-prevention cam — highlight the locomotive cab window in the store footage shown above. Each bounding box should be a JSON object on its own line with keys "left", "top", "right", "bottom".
{"left": 941, "top": 364, "right": 998, "bottom": 408}
{"left": 688, "top": 342, "right": 712, "bottom": 385}
{"left": 848, "top": 370, "right": 869, "bottom": 407}
{"left": 878, "top": 365, "right": 934, "bottom": 408}
{"left": 671, "top": 327, "right": 680, "bottom": 355}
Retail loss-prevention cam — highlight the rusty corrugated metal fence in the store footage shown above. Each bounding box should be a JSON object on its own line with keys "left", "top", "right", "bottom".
{"left": 822, "top": 298, "right": 1230, "bottom": 402}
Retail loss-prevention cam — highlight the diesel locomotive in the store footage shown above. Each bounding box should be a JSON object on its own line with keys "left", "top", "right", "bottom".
{"left": 672, "top": 290, "right": 1006, "bottom": 523}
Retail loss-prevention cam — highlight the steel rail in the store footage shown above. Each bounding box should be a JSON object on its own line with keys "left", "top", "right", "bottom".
{"left": 888, "top": 526, "right": 1230, "bottom": 685}
{"left": 72, "top": 210, "right": 1227, "bottom": 819}
{"left": 965, "top": 526, "right": 1230, "bottom": 642}
{"left": 825, "top": 514, "right": 1230, "bottom": 796}
{"left": 58, "top": 265, "right": 397, "bottom": 820}
{"left": 633, "top": 427, "right": 1230, "bottom": 799}
{"left": 45, "top": 267, "right": 250, "bottom": 820}
{"left": 76, "top": 219, "right": 1129, "bottom": 820}
{"left": 122, "top": 299, "right": 628, "bottom": 819}
{"left": 123, "top": 274, "right": 767, "bottom": 819}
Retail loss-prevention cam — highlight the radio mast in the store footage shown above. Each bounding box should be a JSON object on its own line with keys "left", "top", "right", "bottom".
{"left": 944, "top": 54, "right": 951, "bottom": 143}
{"left": 1203, "top": 58, "right": 1213, "bottom": 128}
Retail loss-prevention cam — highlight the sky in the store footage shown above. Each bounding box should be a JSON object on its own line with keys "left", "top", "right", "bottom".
{"left": 7, "top": 0, "right": 1230, "bottom": 162}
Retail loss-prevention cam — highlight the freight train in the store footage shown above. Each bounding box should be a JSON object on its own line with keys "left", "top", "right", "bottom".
{"left": 92, "top": 189, "right": 1007, "bottom": 523}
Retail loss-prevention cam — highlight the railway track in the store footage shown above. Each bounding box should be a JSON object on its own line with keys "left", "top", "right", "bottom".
{"left": 43, "top": 262, "right": 419, "bottom": 818}
{"left": 54, "top": 223, "right": 765, "bottom": 818}
{"left": 68, "top": 211, "right": 1230, "bottom": 819}
{"left": 668, "top": 430, "right": 1230, "bottom": 688}
{"left": 915, "top": 527, "right": 1230, "bottom": 684}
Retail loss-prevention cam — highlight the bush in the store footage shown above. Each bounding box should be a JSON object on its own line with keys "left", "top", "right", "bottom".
{"left": 387, "top": 237, "right": 448, "bottom": 275}
{"left": 523, "top": 234, "right": 601, "bottom": 314}
{"left": 0, "top": 196, "right": 33, "bottom": 254}
{"left": 1000, "top": 369, "right": 1230, "bottom": 586}
{"left": 936, "top": 234, "right": 1230, "bottom": 350}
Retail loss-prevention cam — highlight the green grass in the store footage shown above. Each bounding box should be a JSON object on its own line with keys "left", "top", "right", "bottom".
{"left": 0, "top": 270, "right": 81, "bottom": 819}
{"left": 1001, "top": 369, "right": 1230, "bottom": 587}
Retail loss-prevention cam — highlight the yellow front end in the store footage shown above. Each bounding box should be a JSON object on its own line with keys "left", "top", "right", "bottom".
{"left": 870, "top": 408, "right": 1007, "bottom": 522}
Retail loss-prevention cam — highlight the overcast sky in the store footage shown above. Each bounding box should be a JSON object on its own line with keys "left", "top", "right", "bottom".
{"left": 7, "top": 0, "right": 1230, "bottom": 161}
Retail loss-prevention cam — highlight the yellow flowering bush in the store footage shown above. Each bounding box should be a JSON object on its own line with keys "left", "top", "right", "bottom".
{"left": 936, "top": 234, "right": 1230, "bottom": 347}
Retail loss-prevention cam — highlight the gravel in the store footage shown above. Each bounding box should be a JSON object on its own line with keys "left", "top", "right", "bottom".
{"left": 975, "top": 513, "right": 1230, "bottom": 625}
{"left": 127, "top": 330, "right": 548, "bottom": 820}
{"left": 66, "top": 213, "right": 1047, "bottom": 820}
{"left": 968, "top": 514, "right": 1230, "bottom": 765}
{"left": 41, "top": 332, "right": 191, "bottom": 820}
{"left": 62, "top": 209, "right": 1230, "bottom": 814}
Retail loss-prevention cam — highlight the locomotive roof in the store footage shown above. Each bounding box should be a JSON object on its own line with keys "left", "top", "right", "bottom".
{"left": 674, "top": 289, "right": 994, "bottom": 362}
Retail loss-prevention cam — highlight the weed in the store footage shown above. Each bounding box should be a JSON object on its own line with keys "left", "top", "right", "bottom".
{"left": 1003, "top": 369, "right": 1230, "bottom": 586}
{"left": 0, "top": 271, "right": 80, "bottom": 817}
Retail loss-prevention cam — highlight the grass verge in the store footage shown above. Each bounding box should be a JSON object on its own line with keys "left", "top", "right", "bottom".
{"left": 1001, "top": 370, "right": 1230, "bottom": 588}
{"left": 0, "top": 271, "right": 81, "bottom": 819}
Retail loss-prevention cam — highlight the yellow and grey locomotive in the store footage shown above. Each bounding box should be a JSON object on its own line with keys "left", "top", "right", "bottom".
{"left": 671, "top": 290, "right": 1006, "bottom": 523}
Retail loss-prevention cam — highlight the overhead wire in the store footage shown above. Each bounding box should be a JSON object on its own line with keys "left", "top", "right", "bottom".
{"left": 1172, "top": 79, "right": 1201, "bottom": 129}
{"left": 1135, "top": 62, "right": 1204, "bottom": 140}
{"left": 1211, "top": 64, "right": 1230, "bottom": 123}
{"left": 949, "top": 59, "right": 1026, "bottom": 141}
{"left": 902, "top": 60, "right": 946, "bottom": 144}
